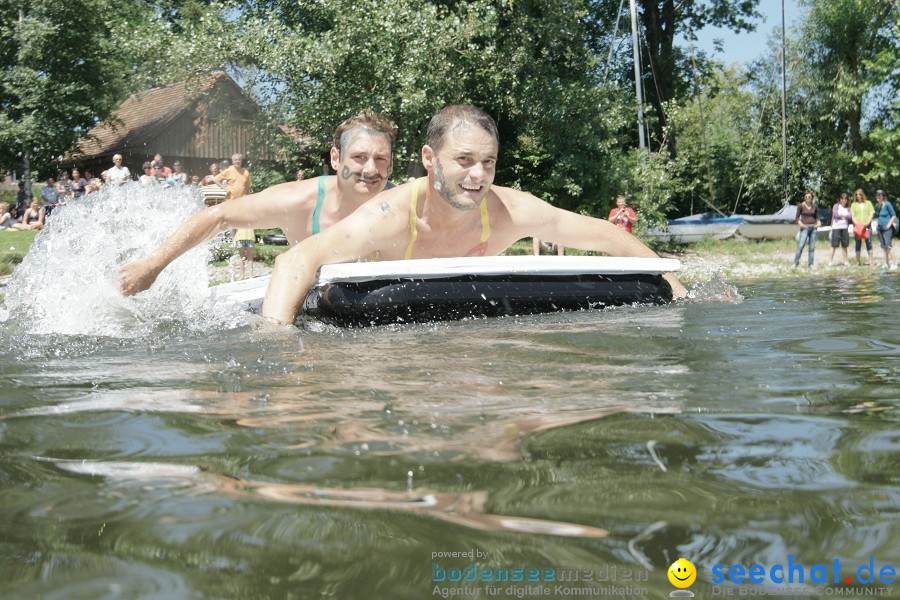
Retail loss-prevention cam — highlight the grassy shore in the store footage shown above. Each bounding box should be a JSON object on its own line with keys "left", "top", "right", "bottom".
{"left": 0, "top": 230, "right": 36, "bottom": 278}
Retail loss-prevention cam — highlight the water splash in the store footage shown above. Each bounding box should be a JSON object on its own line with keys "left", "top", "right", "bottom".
{"left": 3, "top": 183, "right": 245, "bottom": 338}
{"left": 683, "top": 266, "right": 744, "bottom": 303}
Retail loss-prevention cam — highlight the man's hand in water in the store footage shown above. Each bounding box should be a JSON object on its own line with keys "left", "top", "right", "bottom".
{"left": 665, "top": 273, "right": 689, "bottom": 300}
{"left": 119, "top": 258, "right": 161, "bottom": 296}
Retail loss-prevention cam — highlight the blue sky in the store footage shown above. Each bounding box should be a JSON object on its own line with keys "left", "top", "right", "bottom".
{"left": 690, "top": 0, "right": 802, "bottom": 65}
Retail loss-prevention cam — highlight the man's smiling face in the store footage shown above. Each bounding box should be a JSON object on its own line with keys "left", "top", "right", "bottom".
{"left": 424, "top": 119, "right": 498, "bottom": 212}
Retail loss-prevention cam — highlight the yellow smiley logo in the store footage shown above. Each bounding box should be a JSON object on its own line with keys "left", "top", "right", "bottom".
{"left": 668, "top": 558, "right": 697, "bottom": 588}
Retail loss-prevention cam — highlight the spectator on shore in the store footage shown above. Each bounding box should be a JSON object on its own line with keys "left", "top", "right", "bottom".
{"left": 217, "top": 153, "right": 251, "bottom": 200}
{"left": 201, "top": 162, "right": 220, "bottom": 185}
{"left": 296, "top": 168, "right": 305, "bottom": 181}
{"left": 608, "top": 195, "right": 637, "bottom": 233}
{"left": 874, "top": 190, "right": 897, "bottom": 269}
{"left": 171, "top": 161, "right": 186, "bottom": 187}
{"left": 10, "top": 199, "right": 45, "bottom": 231}
{"left": 139, "top": 162, "right": 156, "bottom": 187}
{"left": 851, "top": 189, "right": 875, "bottom": 266}
{"left": 200, "top": 162, "right": 227, "bottom": 205}
{"left": 0, "top": 202, "right": 12, "bottom": 230}
{"left": 85, "top": 178, "right": 103, "bottom": 197}
{"left": 56, "top": 171, "right": 73, "bottom": 206}
{"left": 70, "top": 168, "right": 87, "bottom": 199}
{"left": 532, "top": 238, "right": 565, "bottom": 256}
{"left": 153, "top": 154, "right": 172, "bottom": 178}
{"left": 152, "top": 162, "right": 168, "bottom": 185}
{"left": 218, "top": 153, "right": 254, "bottom": 278}
{"left": 794, "top": 190, "right": 820, "bottom": 268}
{"left": 15, "top": 181, "right": 31, "bottom": 219}
{"left": 107, "top": 154, "right": 131, "bottom": 185}
{"left": 41, "top": 176, "right": 59, "bottom": 217}
{"left": 829, "top": 193, "right": 852, "bottom": 266}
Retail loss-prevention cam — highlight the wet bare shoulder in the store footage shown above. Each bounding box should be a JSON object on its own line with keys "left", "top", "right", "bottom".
{"left": 489, "top": 185, "right": 548, "bottom": 225}
{"left": 353, "top": 181, "right": 414, "bottom": 224}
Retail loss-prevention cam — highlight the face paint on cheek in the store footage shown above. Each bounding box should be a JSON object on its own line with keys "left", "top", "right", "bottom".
{"left": 433, "top": 159, "right": 454, "bottom": 205}
{"left": 341, "top": 166, "right": 353, "bottom": 180}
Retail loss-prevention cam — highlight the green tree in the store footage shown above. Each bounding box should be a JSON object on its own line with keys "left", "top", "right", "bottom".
{"left": 0, "top": 0, "right": 130, "bottom": 182}
{"left": 232, "top": 0, "right": 625, "bottom": 211}
{"left": 0, "top": 0, "right": 232, "bottom": 181}
{"left": 799, "top": 0, "right": 896, "bottom": 156}
{"left": 625, "top": 0, "right": 762, "bottom": 155}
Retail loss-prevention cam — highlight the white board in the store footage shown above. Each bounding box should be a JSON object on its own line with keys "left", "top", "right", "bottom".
{"left": 209, "top": 256, "right": 682, "bottom": 312}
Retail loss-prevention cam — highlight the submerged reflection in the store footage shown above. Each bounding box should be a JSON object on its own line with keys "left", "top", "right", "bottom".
{"left": 49, "top": 458, "right": 608, "bottom": 538}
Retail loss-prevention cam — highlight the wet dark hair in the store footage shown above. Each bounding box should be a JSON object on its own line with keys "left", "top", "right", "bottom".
{"left": 425, "top": 105, "right": 499, "bottom": 151}
{"left": 333, "top": 109, "right": 397, "bottom": 152}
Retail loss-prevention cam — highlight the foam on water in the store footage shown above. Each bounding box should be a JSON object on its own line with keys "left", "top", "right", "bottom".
{"left": 2, "top": 183, "right": 246, "bottom": 337}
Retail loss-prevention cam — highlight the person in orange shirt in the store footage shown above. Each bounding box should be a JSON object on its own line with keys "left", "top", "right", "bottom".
{"left": 217, "top": 154, "right": 255, "bottom": 278}
{"left": 217, "top": 154, "right": 251, "bottom": 200}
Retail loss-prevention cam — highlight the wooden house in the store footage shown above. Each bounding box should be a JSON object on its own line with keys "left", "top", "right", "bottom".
{"left": 65, "top": 73, "right": 298, "bottom": 182}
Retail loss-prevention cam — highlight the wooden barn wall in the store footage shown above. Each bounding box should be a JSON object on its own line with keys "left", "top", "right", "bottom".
{"left": 62, "top": 84, "right": 281, "bottom": 181}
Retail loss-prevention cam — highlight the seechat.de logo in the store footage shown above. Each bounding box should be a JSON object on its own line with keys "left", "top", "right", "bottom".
{"left": 711, "top": 556, "right": 896, "bottom": 586}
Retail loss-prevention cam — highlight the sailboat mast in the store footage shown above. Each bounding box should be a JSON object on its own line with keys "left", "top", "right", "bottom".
{"left": 630, "top": 0, "right": 646, "bottom": 151}
{"left": 780, "top": 0, "right": 788, "bottom": 205}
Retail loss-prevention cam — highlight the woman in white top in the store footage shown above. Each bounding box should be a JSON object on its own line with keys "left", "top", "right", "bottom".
{"left": 0, "top": 202, "right": 12, "bottom": 230}
{"left": 829, "top": 193, "right": 852, "bottom": 265}
{"left": 139, "top": 162, "right": 156, "bottom": 187}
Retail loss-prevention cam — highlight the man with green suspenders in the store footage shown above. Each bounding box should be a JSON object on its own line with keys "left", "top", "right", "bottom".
{"left": 119, "top": 110, "right": 397, "bottom": 296}
{"left": 261, "top": 105, "right": 688, "bottom": 324}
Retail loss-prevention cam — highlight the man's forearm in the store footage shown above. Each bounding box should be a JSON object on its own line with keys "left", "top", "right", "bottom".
{"left": 262, "top": 249, "right": 318, "bottom": 324}
{"left": 145, "top": 208, "right": 227, "bottom": 272}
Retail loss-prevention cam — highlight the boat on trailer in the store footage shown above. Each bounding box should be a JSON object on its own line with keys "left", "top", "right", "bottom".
{"left": 209, "top": 256, "right": 681, "bottom": 327}
{"left": 734, "top": 204, "right": 797, "bottom": 240}
{"left": 645, "top": 212, "right": 742, "bottom": 244}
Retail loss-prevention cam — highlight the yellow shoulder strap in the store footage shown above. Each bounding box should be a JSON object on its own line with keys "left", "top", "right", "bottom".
{"left": 404, "top": 178, "right": 422, "bottom": 260}
{"left": 479, "top": 198, "right": 491, "bottom": 243}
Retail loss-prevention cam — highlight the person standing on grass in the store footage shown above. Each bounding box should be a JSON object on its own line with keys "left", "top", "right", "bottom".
{"left": 829, "top": 193, "right": 852, "bottom": 266}
{"left": 40, "top": 177, "right": 58, "bottom": 217}
{"left": 171, "top": 161, "right": 187, "bottom": 187}
{"left": 70, "top": 168, "right": 87, "bottom": 200}
{"left": 874, "top": 190, "right": 897, "bottom": 269}
{"left": 217, "top": 154, "right": 254, "bottom": 279}
{"left": 107, "top": 154, "right": 131, "bottom": 186}
{"left": 139, "top": 162, "right": 156, "bottom": 187}
{"left": 794, "top": 190, "right": 820, "bottom": 268}
{"left": 851, "top": 189, "right": 875, "bottom": 267}
{"left": 15, "top": 181, "right": 31, "bottom": 219}
{"left": 153, "top": 154, "right": 172, "bottom": 178}
{"left": 608, "top": 195, "right": 637, "bottom": 233}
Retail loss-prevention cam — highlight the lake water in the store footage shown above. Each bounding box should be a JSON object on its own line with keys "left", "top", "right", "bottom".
{"left": 0, "top": 187, "right": 898, "bottom": 599}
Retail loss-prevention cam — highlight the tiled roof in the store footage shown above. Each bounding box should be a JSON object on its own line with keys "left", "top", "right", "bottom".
{"left": 72, "top": 74, "right": 227, "bottom": 158}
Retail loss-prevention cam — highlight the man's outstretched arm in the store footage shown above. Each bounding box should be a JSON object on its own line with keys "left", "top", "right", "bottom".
{"left": 514, "top": 195, "right": 688, "bottom": 299}
{"left": 119, "top": 183, "right": 301, "bottom": 295}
